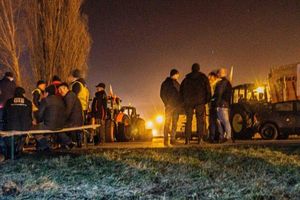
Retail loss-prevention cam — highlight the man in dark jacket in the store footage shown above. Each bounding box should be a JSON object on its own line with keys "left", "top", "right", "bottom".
{"left": 2, "top": 87, "right": 32, "bottom": 159}
{"left": 213, "top": 68, "right": 233, "bottom": 143}
{"left": 35, "top": 85, "right": 73, "bottom": 150}
{"left": 160, "top": 69, "right": 181, "bottom": 146}
{"left": 180, "top": 63, "right": 211, "bottom": 144}
{"left": 91, "top": 83, "right": 107, "bottom": 144}
{"left": 0, "top": 72, "right": 16, "bottom": 130}
{"left": 58, "top": 82, "right": 83, "bottom": 147}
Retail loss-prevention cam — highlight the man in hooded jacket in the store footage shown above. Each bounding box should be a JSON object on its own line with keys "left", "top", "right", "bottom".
{"left": 180, "top": 63, "right": 211, "bottom": 144}
{"left": 160, "top": 69, "right": 181, "bottom": 146}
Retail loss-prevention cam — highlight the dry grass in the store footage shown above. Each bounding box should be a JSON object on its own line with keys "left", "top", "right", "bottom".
{"left": 0, "top": 146, "right": 300, "bottom": 199}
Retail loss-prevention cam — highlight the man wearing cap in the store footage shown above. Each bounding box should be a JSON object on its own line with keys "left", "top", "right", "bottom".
{"left": 32, "top": 80, "right": 46, "bottom": 121}
{"left": 0, "top": 72, "right": 16, "bottom": 130}
{"left": 160, "top": 69, "right": 181, "bottom": 146}
{"left": 180, "top": 63, "right": 211, "bottom": 144}
{"left": 1, "top": 87, "right": 32, "bottom": 160}
{"left": 91, "top": 83, "right": 107, "bottom": 144}
{"left": 58, "top": 82, "right": 84, "bottom": 147}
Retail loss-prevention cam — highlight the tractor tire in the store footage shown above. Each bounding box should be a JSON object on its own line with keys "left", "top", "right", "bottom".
{"left": 230, "top": 105, "right": 254, "bottom": 140}
{"left": 260, "top": 123, "right": 278, "bottom": 140}
{"left": 105, "top": 119, "right": 115, "bottom": 142}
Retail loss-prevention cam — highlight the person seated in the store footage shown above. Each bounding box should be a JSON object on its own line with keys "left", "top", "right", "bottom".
{"left": 2, "top": 87, "right": 32, "bottom": 159}
{"left": 35, "top": 85, "right": 74, "bottom": 150}
{"left": 58, "top": 82, "right": 83, "bottom": 147}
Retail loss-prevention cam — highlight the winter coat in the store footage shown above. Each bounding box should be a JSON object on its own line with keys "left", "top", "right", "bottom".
{"left": 160, "top": 77, "right": 181, "bottom": 108}
{"left": 213, "top": 77, "right": 232, "bottom": 108}
{"left": 71, "top": 78, "right": 87, "bottom": 95}
{"left": 37, "top": 95, "right": 66, "bottom": 130}
{"left": 0, "top": 77, "right": 16, "bottom": 107}
{"left": 180, "top": 71, "right": 211, "bottom": 107}
{"left": 63, "top": 91, "right": 83, "bottom": 127}
{"left": 3, "top": 95, "right": 32, "bottom": 131}
{"left": 71, "top": 78, "right": 90, "bottom": 111}
{"left": 91, "top": 90, "right": 107, "bottom": 120}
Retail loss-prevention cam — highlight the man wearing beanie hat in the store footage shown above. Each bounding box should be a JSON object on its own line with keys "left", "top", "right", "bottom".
{"left": 160, "top": 68, "right": 181, "bottom": 146}
{"left": 1, "top": 87, "right": 32, "bottom": 160}
{"left": 180, "top": 63, "right": 211, "bottom": 145}
{"left": 0, "top": 72, "right": 16, "bottom": 130}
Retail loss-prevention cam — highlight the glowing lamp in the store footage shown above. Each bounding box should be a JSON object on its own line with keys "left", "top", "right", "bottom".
{"left": 146, "top": 121, "right": 153, "bottom": 129}
{"left": 156, "top": 115, "right": 164, "bottom": 124}
{"left": 255, "top": 87, "right": 264, "bottom": 93}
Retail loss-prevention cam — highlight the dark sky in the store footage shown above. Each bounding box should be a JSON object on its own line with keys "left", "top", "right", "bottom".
{"left": 83, "top": 0, "right": 300, "bottom": 119}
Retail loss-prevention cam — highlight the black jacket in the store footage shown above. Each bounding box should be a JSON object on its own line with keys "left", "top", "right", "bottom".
{"left": 91, "top": 91, "right": 107, "bottom": 120}
{"left": 3, "top": 95, "right": 32, "bottom": 131}
{"left": 0, "top": 77, "right": 16, "bottom": 107}
{"left": 180, "top": 71, "right": 211, "bottom": 107}
{"left": 160, "top": 77, "right": 181, "bottom": 108}
{"left": 213, "top": 77, "right": 232, "bottom": 108}
{"left": 63, "top": 91, "right": 83, "bottom": 127}
{"left": 37, "top": 95, "right": 66, "bottom": 130}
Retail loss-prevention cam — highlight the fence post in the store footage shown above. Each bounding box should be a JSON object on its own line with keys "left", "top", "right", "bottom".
{"left": 11, "top": 135, "right": 14, "bottom": 160}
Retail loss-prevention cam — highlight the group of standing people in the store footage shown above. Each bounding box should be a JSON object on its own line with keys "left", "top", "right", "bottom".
{"left": 160, "top": 63, "right": 233, "bottom": 146}
{"left": 0, "top": 69, "right": 108, "bottom": 161}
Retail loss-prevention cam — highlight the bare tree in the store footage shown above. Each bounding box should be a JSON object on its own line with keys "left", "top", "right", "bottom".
{"left": 0, "top": 0, "right": 22, "bottom": 85}
{"left": 24, "top": 0, "right": 91, "bottom": 83}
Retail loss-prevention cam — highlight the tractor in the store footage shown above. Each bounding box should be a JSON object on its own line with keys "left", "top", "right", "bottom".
{"left": 231, "top": 63, "right": 300, "bottom": 140}
{"left": 230, "top": 83, "right": 300, "bottom": 140}
{"left": 230, "top": 83, "right": 270, "bottom": 139}
{"left": 105, "top": 96, "right": 151, "bottom": 142}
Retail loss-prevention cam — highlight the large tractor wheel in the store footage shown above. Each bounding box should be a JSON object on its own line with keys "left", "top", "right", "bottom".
{"left": 260, "top": 123, "right": 278, "bottom": 140}
{"left": 230, "top": 105, "right": 254, "bottom": 140}
{"left": 115, "top": 115, "right": 131, "bottom": 142}
{"left": 105, "top": 119, "right": 115, "bottom": 142}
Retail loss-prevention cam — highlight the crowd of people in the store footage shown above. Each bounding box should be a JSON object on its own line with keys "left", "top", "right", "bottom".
{"left": 160, "top": 63, "right": 233, "bottom": 146}
{"left": 0, "top": 69, "right": 107, "bottom": 161}
{"left": 0, "top": 63, "right": 233, "bottom": 161}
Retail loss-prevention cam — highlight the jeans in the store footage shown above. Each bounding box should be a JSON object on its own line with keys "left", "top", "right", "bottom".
{"left": 164, "top": 106, "right": 179, "bottom": 142}
{"left": 216, "top": 107, "right": 232, "bottom": 139}
{"left": 185, "top": 104, "right": 205, "bottom": 140}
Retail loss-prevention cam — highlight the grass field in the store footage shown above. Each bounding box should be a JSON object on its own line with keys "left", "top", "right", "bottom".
{"left": 0, "top": 146, "right": 300, "bottom": 199}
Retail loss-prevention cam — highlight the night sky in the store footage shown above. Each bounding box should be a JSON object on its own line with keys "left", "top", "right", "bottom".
{"left": 83, "top": 0, "right": 300, "bottom": 119}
